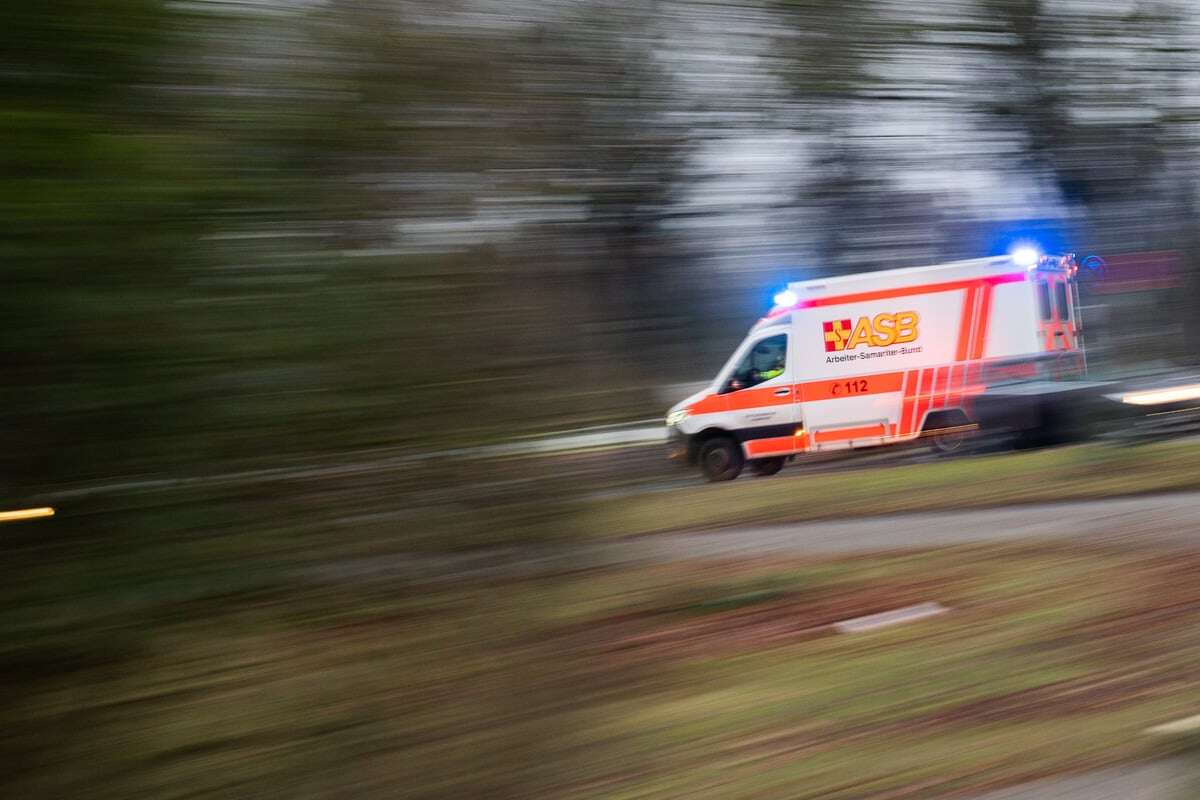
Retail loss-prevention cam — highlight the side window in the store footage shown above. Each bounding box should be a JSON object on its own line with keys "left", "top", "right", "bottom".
{"left": 722, "top": 333, "right": 787, "bottom": 394}
{"left": 1037, "top": 281, "right": 1052, "bottom": 321}
{"left": 1055, "top": 282, "right": 1070, "bottom": 321}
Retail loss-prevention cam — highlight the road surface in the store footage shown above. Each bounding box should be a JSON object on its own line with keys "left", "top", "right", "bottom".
{"left": 971, "top": 758, "right": 1195, "bottom": 800}
{"left": 313, "top": 490, "right": 1200, "bottom": 583}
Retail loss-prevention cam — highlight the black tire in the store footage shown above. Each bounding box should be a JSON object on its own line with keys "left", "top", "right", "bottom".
{"left": 930, "top": 428, "right": 968, "bottom": 455}
{"left": 749, "top": 457, "right": 785, "bottom": 477}
{"left": 925, "top": 410, "right": 973, "bottom": 456}
{"left": 698, "top": 436, "right": 744, "bottom": 482}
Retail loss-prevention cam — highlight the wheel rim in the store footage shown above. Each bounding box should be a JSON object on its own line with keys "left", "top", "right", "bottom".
{"left": 706, "top": 449, "right": 730, "bottom": 474}
{"left": 935, "top": 432, "right": 964, "bottom": 452}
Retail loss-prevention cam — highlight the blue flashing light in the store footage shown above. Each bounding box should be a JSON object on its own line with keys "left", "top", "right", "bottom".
{"left": 984, "top": 220, "right": 1069, "bottom": 264}
{"left": 773, "top": 289, "right": 798, "bottom": 308}
{"left": 1011, "top": 245, "right": 1040, "bottom": 268}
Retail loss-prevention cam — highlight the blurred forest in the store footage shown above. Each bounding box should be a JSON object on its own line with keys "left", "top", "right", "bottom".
{"left": 4, "top": 0, "right": 1200, "bottom": 492}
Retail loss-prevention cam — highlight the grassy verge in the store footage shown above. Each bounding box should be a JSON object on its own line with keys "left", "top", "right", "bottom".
{"left": 5, "top": 541, "right": 1200, "bottom": 798}
{"left": 580, "top": 439, "right": 1200, "bottom": 538}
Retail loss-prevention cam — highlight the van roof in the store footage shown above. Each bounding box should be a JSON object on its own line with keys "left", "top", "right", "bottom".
{"left": 750, "top": 253, "right": 1072, "bottom": 333}
{"left": 783, "top": 253, "right": 1075, "bottom": 301}
{"left": 785, "top": 256, "right": 1020, "bottom": 295}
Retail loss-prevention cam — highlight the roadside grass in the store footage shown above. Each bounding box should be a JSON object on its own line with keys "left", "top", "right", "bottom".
{"left": 6, "top": 438, "right": 1200, "bottom": 796}
{"left": 5, "top": 541, "right": 1200, "bottom": 799}
{"left": 580, "top": 439, "right": 1200, "bottom": 538}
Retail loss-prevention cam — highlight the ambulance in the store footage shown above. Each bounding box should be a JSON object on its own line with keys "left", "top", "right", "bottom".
{"left": 666, "top": 250, "right": 1084, "bottom": 480}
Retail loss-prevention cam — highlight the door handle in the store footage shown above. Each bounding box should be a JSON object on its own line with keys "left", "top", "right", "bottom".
{"left": 773, "top": 388, "right": 791, "bottom": 396}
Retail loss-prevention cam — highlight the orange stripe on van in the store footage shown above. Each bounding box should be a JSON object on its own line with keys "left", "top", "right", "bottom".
{"left": 687, "top": 394, "right": 727, "bottom": 415}
{"left": 898, "top": 369, "right": 920, "bottom": 436}
{"left": 813, "top": 423, "right": 887, "bottom": 445}
{"left": 932, "top": 366, "right": 949, "bottom": 410}
{"left": 724, "top": 386, "right": 793, "bottom": 411}
{"left": 913, "top": 368, "right": 934, "bottom": 433}
{"left": 972, "top": 285, "right": 995, "bottom": 360}
{"left": 744, "top": 436, "right": 802, "bottom": 458}
{"left": 949, "top": 362, "right": 965, "bottom": 408}
{"left": 798, "top": 372, "right": 904, "bottom": 402}
{"left": 905, "top": 368, "right": 920, "bottom": 433}
{"left": 690, "top": 359, "right": 988, "bottom": 432}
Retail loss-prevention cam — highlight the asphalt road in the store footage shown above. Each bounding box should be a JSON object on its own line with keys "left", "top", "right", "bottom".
{"left": 971, "top": 758, "right": 1195, "bottom": 800}
{"left": 314, "top": 490, "right": 1200, "bottom": 584}
{"left": 969, "top": 758, "right": 1195, "bottom": 800}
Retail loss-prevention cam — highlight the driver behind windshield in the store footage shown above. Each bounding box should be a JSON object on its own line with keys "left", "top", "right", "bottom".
{"left": 750, "top": 340, "right": 785, "bottom": 384}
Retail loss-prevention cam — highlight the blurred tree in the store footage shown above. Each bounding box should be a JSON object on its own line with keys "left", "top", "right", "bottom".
{"left": 771, "top": 0, "right": 953, "bottom": 272}
{"left": 0, "top": 1, "right": 218, "bottom": 492}
{"left": 975, "top": 0, "right": 1200, "bottom": 356}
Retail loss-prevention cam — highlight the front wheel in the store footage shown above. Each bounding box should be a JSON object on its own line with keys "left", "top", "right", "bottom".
{"left": 698, "top": 436, "right": 744, "bottom": 482}
{"left": 749, "top": 457, "right": 785, "bottom": 477}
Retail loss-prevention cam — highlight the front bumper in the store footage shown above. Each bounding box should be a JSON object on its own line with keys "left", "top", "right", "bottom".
{"left": 667, "top": 427, "right": 690, "bottom": 463}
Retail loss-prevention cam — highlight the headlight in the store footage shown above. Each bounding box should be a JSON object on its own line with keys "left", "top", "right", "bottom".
{"left": 1119, "top": 384, "right": 1200, "bottom": 406}
{"left": 666, "top": 408, "right": 690, "bottom": 427}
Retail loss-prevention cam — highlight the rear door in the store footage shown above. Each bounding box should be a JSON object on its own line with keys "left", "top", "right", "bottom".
{"left": 1036, "top": 271, "right": 1077, "bottom": 352}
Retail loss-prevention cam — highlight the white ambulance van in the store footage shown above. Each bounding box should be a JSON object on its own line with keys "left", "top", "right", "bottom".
{"left": 666, "top": 252, "right": 1084, "bottom": 480}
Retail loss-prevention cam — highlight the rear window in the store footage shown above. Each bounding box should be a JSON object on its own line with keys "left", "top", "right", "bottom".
{"left": 1037, "top": 281, "right": 1052, "bottom": 321}
{"left": 1055, "top": 282, "right": 1070, "bottom": 321}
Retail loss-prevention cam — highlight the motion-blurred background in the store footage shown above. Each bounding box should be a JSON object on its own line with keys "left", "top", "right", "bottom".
{"left": 7, "top": 0, "right": 1200, "bottom": 490}
{"left": 5, "top": 2, "right": 1200, "bottom": 798}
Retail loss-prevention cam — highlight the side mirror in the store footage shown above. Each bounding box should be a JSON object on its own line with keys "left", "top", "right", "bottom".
{"left": 726, "top": 379, "right": 744, "bottom": 393}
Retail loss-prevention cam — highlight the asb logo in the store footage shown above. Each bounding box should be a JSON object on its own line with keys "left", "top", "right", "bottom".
{"left": 823, "top": 312, "right": 920, "bottom": 352}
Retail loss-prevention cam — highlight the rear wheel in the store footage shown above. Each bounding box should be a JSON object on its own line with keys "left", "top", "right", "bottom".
{"left": 930, "top": 428, "right": 967, "bottom": 455}
{"left": 749, "top": 457, "right": 785, "bottom": 477}
{"left": 926, "top": 410, "right": 973, "bottom": 456}
{"left": 698, "top": 436, "right": 744, "bottom": 482}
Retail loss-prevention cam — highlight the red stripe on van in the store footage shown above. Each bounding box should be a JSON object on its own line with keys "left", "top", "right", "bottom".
{"left": 955, "top": 287, "right": 978, "bottom": 362}
{"left": 972, "top": 285, "right": 995, "bottom": 360}
{"left": 913, "top": 368, "right": 935, "bottom": 433}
